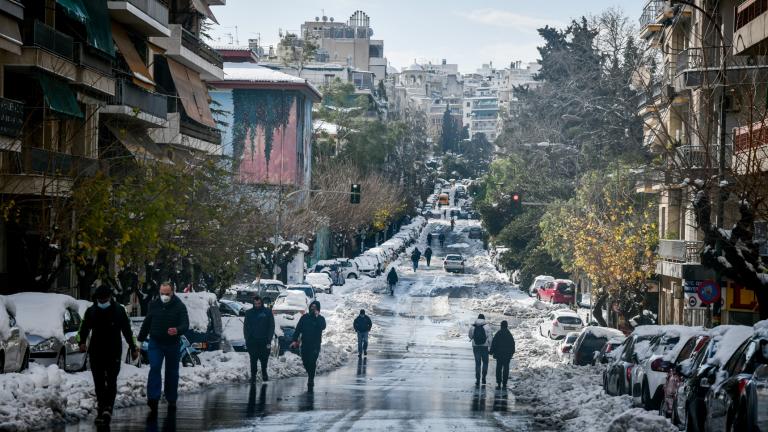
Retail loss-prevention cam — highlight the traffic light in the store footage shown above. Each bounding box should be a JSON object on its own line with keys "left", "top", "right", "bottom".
{"left": 511, "top": 192, "right": 522, "bottom": 213}
{"left": 350, "top": 184, "right": 361, "bottom": 204}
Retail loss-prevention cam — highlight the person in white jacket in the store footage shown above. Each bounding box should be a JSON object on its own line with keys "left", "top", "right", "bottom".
{"left": 468, "top": 313, "right": 493, "bottom": 386}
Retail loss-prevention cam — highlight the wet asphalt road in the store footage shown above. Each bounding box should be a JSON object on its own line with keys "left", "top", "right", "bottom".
{"left": 63, "top": 220, "right": 536, "bottom": 432}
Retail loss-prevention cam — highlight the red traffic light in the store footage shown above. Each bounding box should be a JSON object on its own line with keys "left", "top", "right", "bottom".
{"left": 512, "top": 194, "right": 520, "bottom": 201}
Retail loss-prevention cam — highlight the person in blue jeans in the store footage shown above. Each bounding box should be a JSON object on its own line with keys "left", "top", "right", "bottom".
{"left": 138, "top": 283, "right": 189, "bottom": 413}
{"left": 353, "top": 309, "right": 373, "bottom": 357}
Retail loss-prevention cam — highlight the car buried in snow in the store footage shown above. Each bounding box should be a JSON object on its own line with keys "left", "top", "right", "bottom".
{"left": 539, "top": 310, "right": 584, "bottom": 339}
{"left": 571, "top": 326, "right": 625, "bottom": 366}
{"left": 557, "top": 331, "right": 580, "bottom": 361}
{"left": 0, "top": 296, "right": 30, "bottom": 373}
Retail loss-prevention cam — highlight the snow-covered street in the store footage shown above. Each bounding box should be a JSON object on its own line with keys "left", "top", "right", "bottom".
{"left": 0, "top": 218, "right": 675, "bottom": 431}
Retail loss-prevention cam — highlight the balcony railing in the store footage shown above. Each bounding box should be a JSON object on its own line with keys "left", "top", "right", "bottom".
{"left": 73, "top": 42, "right": 113, "bottom": 75}
{"left": 27, "top": 20, "right": 74, "bottom": 60}
{"left": 125, "top": 0, "right": 169, "bottom": 26}
{"left": 180, "top": 27, "right": 223, "bottom": 69}
{"left": 676, "top": 144, "right": 732, "bottom": 168}
{"left": 110, "top": 79, "right": 168, "bottom": 119}
{"left": 675, "top": 47, "right": 723, "bottom": 74}
{"left": 0, "top": 97, "right": 24, "bottom": 138}
{"left": 22, "top": 147, "right": 99, "bottom": 176}
{"left": 735, "top": 0, "right": 768, "bottom": 31}
{"left": 640, "top": 0, "right": 665, "bottom": 27}
{"left": 658, "top": 240, "right": 704, "bottom": 263}
{"left": 179, "top": 111, "right": 221, "bottom": 145}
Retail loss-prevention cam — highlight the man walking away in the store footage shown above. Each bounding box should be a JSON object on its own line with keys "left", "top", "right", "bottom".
{"left": 386, "top": 267, "right": 398, "bottom": 295}
{"left": 353, "top": 309, "right": 373, "bottom": 357}
{"left": 438, "top": 232, "right": 445, "bottom": 247}
{"left": 244, "top": 296, "right": 275, "bottom": 383}
{"left": 468, "top": 313, "right": 492, "bottom": 386}
{"left": 427, "top": 232, "right": 433, "bottom": 246}
{"left": 489, "top": 320, "right": 516, "bottom": 389}
{"left": 411, "top": 247, "right": 421, "bottom": 272}
{"left": 291, "top": 300, "right": 326, "bottom": 391}
{"left": 138, "top": 282, "right": 189, "bottom": 413}
{"left": 79, "top": 285, "right": 139, "bottom": 425}
{"left": 424, "top": 247, "right": 433, "bottom": 267}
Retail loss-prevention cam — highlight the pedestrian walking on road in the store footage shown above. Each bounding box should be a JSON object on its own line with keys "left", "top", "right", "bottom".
{"left": 438, "top": 232, "right": 445, "bottom": 247}
{"left": 450, "top": 217, "right": 455, "bottom": 231}
{"left": 138, "top": 282, "right": 190, "bottom": 413}
{"left": 291, "top": 300, "right": 326, "bottom": 391}
{"left": 353, "top": 309, "right": 373, "bottom": 357}
{"left": 427, "top": 232, "right": 433, "bottom": 246}
{"left": 424, "top": 247, "right": 433, "bottom": 267}
{"left": 386, "top": 267, "right": 398, "bottom": 295}
{"left": 490, "top": 320, "right": 516, "bottom": 389}
{"left": 244, "top": 295, "right": 275, "bottom": 383}
{"left": 78, "top": 285, "right": 139, "bottom": 426}
{"left": 468, "top": 313, "right": 492, "bottom": 386}
{"left": 443, "top": 209, "right": 447, "bottom": 219}
{"left": 411, "top": 247, "right": 421, "bottom": 271}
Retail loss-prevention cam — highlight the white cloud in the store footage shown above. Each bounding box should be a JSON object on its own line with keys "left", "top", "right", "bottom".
{"left": 461, "top": 8, "right": 560, "bottom": 31}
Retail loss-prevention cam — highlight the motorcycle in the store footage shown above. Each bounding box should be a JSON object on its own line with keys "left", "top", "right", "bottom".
{"left": 137, "top": 335, "right": 202, "bottom": 367}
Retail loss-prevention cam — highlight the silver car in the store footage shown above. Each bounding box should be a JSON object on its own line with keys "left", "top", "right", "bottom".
{"left": 443, "top": 254, "right": 465, "bottom": 273}
{"left": 0, "top": 296, "right": 30, "bottom": 373}
{"left": 10, "top": 292, "right": 88, "bottom": 372}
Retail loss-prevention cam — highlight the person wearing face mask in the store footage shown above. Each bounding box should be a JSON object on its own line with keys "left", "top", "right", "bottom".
{"left": 138, "top": 282, "right": 189, "bottom": 414}
{"left": 291, "top": 300, "right": 326, "bottom": 391}
{"left": 78, "top": 284, "right": 139, "bottom": 426}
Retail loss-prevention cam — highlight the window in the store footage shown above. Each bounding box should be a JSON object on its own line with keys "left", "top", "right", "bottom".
{"left": 676, "top": 337, "right": 698, "bottom": 363}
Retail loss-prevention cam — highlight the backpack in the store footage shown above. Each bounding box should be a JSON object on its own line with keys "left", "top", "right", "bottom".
{"left": 472, "top": 325, "right": 487, "bottom": 345}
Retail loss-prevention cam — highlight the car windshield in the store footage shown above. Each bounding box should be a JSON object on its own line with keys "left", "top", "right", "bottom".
{"left": 566, "top": 334, "right": 578, "bottom": 344}
{"left": 557, "top": 283, "right": 575, "bottom": 293}
{"left": 581, "top": 336, "right": 608, "bottom": 352}
{"left": 446, "top": 255, "right": 463, "bottom": 261}
{"left": 557, "top": 316, "right": 582, "bottom": 325}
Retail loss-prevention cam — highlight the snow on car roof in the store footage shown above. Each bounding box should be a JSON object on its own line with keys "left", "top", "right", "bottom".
{"left": 661, "top": 326, "right": 708, "bottom": 361}
{"left": 552, "top": 309, "right": 580, "bottom": 316}
{"left": 709, "top": 324, "right": 756, "bottom": 367}
{"left": 275, "top": 291, "right": 309, "bottom": 308}
{"left": 534, "top": 275, "right": 555, "bottom": 281}
{"left": 581, "top": 326, "right": 624, "bottom": 339}
{"left": 447, "top": 243, "right": 470, "bottom": 249}
{"left": 0, "top": 295, "right": 17, "bottom": 339}
{"left": 76, "top": 299, "right": 92, "bottom": 317}
{"left": 306, "top": 273, "right": 332, "bottom": 284}
{"left": 9, "top": 292, "right": 80, "bottom": 340}
{"left": 176, "top": 292, "right": 218, "bottom": 332}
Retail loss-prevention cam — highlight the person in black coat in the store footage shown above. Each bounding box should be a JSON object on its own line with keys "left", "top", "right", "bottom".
{"left": 411, "top": 248, "right": 421, "bottom": 272}
{"left": 78, "top": 285, "right": 138, "bottom": 425}
{"left": 424, "top": 247, "right": 433, "bottom": 267}
{"left": 427, "top": 232, "right": 433, "bottom": 246}
{"left": 137, "top": 283, "right": 189, "bottom": 412}
{"left": 489, "top": 320, "right": 516, "bottom": 389}
{"left": 386, "top": 268, "right": 399, "bottom": 295}
{"left": 353, "top": 309, "right": 373, "bottom": 357}
{"left": 243, "top": 296, "right": 275, "bottom": 383}
{"left": 291, "top": 300, "right": 326, "bottom": 391}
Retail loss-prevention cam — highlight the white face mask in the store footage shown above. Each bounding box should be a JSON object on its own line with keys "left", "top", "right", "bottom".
{"left": 160, "top": 294, "right": 171, "bottom": 303}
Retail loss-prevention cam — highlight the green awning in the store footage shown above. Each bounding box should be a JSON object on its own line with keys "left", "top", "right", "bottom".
{"left": 82, "top": 0, "right": 114, "bottom": 57}
{"left": 37, "top": 75, "right": 83, "bottom": 118}
{"left": 56, "top": 0, "right": 89, "bottom": 24}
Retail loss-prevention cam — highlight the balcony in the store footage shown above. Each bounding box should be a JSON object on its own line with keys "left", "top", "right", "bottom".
{"left": 7, "top": 21, "right": 77, "bottom": 80}
{"left": 73, "top": 43, "right": 115, "bottom": 96}
{"left": 102, "top": 79, "right": 168, "bottom": 126}
{"left": 0, "top": 97, "right": 24, "bottom": 139}
{"left": 675, "top": 144, "right": 732, "bottom": 169}
{"left": 658, "top": 240, "right": 703, "bottom": 263}
{"left": 27, "top": 20, "right": 73, "bottom": 60}
{"left": 734, "top": 0, "right": 768, "bottom": 55}
{"left": 22, "top": 147, "right": 100, "bottom": 177}
{"left": 108, "top": 0, "right": 169, "bottom": 37}
{"left": 149, "top": 113, "right": 221, "bottom": 155}
{"left": 149, "top": 24, "right": 223, "bottom": 80}
{"left": 640, "top": 0, "right": 665, "bottom": 39}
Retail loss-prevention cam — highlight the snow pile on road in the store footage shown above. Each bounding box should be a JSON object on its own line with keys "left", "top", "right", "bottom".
{"left": 606, "top": 408, "right": 677, "bottom": 432}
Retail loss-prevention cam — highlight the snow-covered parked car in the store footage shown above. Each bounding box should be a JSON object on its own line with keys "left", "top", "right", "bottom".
{"left": 335, "top": 258, "right": 360, "bottom": 280}
{"left": 287, "top": 284, "right": 318, "bottom": 302}
{"left": 603, "top": 329, "right": 661, "bottom": 396}
{"left": 571, "top": 326, "right": 625, "bottom": 366}
{"left": 236, "top": 279, "right": 286, "bottom": 307}
{"left": 528, "top": 275, "right": 554, "bottom": 297}
{"left": 305, "top": 273, "right": 333, "bottom": 294}
{"left": 0, "top": 295, "right": 30, "bottom": 373}
{"left": 10, "top": 292, "right": 87, "bottom": 372}
{"left": 630, "top": 325, "right": 706, "bottom": 410}
{"left": 354, "top": 256, "right": 379, "bottom": 277}
{"left": 556, "top": 332, "right": 579, "bottom": 361}
{"left": 272, "top": 291, "right": 308, "bottom": 355}
{"left": 219, "top": 299, "right": 248, "bottom": 317}
{"left": 312, "top": 260, "right": 346, "bottom": 286}
{"left": 539, "top": 309, "right": 584, "bottom": 339}
{"left": 176, "top": 292, "right": 223, "bottom": 352}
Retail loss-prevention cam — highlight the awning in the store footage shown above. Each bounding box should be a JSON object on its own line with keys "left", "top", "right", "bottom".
{"left": 0, "top": 13, "right": 22, "bottom": 55}
{"left": 104, "top": 123, "right": 173, "bottom": 164}
{"left": 37, "top": 75, "right": 83, "bottom": 118}
{"left": 112, "top": 22, "right": 155, "bottom": 90}
{"left": 190, "top": 0, "right": 219, "bottom": 24}
{"left": 166, "top": 58, "right": 216, "bottom": 128}
{"left": 82, "top": 0, "right": 115, "bottom": 57}
{"left": 56, "top": 0, "right": 89, "bottom": 24}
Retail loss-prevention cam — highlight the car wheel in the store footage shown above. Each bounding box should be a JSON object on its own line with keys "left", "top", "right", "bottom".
{"left": 0, "top": 352, "right": 4, "bottom": 374}
{"left": 350, "top": 273, "right": 358, "bottom": 280}
{"left": 21, "top": 349, "right": 29, "bottom": 371}
{"left": 192, "top": 353, "right": 202, "bottom": 366}
{"left": 56, "top": 350, "right": 66, "bottom": 371}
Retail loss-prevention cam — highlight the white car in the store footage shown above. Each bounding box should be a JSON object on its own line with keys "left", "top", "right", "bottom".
{"left": 0, "top": 296, "right": 30, "bottom": 373}
{"left": 272, "top": 291, "right": 310, "bottom": 325}
{"left": 354, "top": 256, "right": 379, "bottom": 278}
{"left": 529, "top": 275, "right": 555, "bottom": 297}
{"left": 335, "top": 258, "right": 360, "bottom": 279}
{"left": 305, "top": 273, "right": 333, "bottom": 294}
{"left": 10, "top": 292, "right": 88, "bottom": 372}
{"left": 556, "top": 332, "right": 580, "bottom": 360}
{"left": 287, "top": 284, "right": 318, "bottom": 302}
{"left": 539, "top": 310, "right": 584, "bottom": 339}
{"left": 443, "top": 254, "right": 465, "bottom": 273}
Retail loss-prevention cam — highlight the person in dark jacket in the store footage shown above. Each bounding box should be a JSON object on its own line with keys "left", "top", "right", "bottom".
{"left": 137, "top": 283, "right": 189, "bottom": 413}
{"left": 243, "top": 296, "right": 275, "bottom": 383}
{"left": 427, "top": 232, "right": 433, "bottom": 246}
{"left": 438, "top": 232, "right": 445, "bottom": 247}
{"left": 411, "top": 248, "right": 421, "bottom": 272}
{"left": 489, "top": 320, "right": 516, "bottom": 389}
{"left": 424, "top": 247, "right": 433, "bottom": 267}
{"left": 291, "top": 300, "right": 326, "bottom": 391}
{"left": 78, "top": 285, "right": 138, "bottom": 425}
{"left": 353, "top": 309, "right": 373, "bottom": 357}
{"left": 386, "top": 267, "right": 398, "bottom": 295}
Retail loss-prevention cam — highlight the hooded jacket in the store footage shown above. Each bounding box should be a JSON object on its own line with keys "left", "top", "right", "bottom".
{"left": 490, "top": 327, "right": 516, "bottom": 359}
{"left": 468, "top": 319, "right": 492, "bottom": 347}
{"left": 137, "top": 295, "right": 189, "bottom": 344}
{"left": 386, "top": 269, "right": 399, "bottom": 285}
{"left": 293, "top": 300, "right": 326, "bottom": 352}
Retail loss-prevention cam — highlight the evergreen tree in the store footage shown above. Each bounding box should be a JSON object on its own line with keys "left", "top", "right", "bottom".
{"left": 439, "top": 105, "right": 457, "bottom": 153}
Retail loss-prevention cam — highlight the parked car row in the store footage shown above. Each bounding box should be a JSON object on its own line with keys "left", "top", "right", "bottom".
{"left": 597, "top": 322, "right": 768, "bottom": 431}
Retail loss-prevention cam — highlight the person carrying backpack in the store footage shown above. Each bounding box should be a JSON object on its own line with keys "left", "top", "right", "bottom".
{"left": 386, "top": 267, "right": 398, "bottom": 295}
{"left": 468, "top": 313, "right": 492, "bottom": 386}
{"left": 489, "top": 320, "right": 516, "bottom": 389}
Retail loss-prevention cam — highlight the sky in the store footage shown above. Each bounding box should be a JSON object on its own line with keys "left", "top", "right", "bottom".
{"left": 208, "top": 0, "right": 643, "bottom": 73}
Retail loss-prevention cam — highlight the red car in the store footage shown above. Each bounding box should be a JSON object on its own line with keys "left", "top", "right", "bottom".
{"left": 537, "top": 279, "right": 576, "bottom": 304}
{"left": 659, "top": 334, "right": 711, "bottom": 421}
